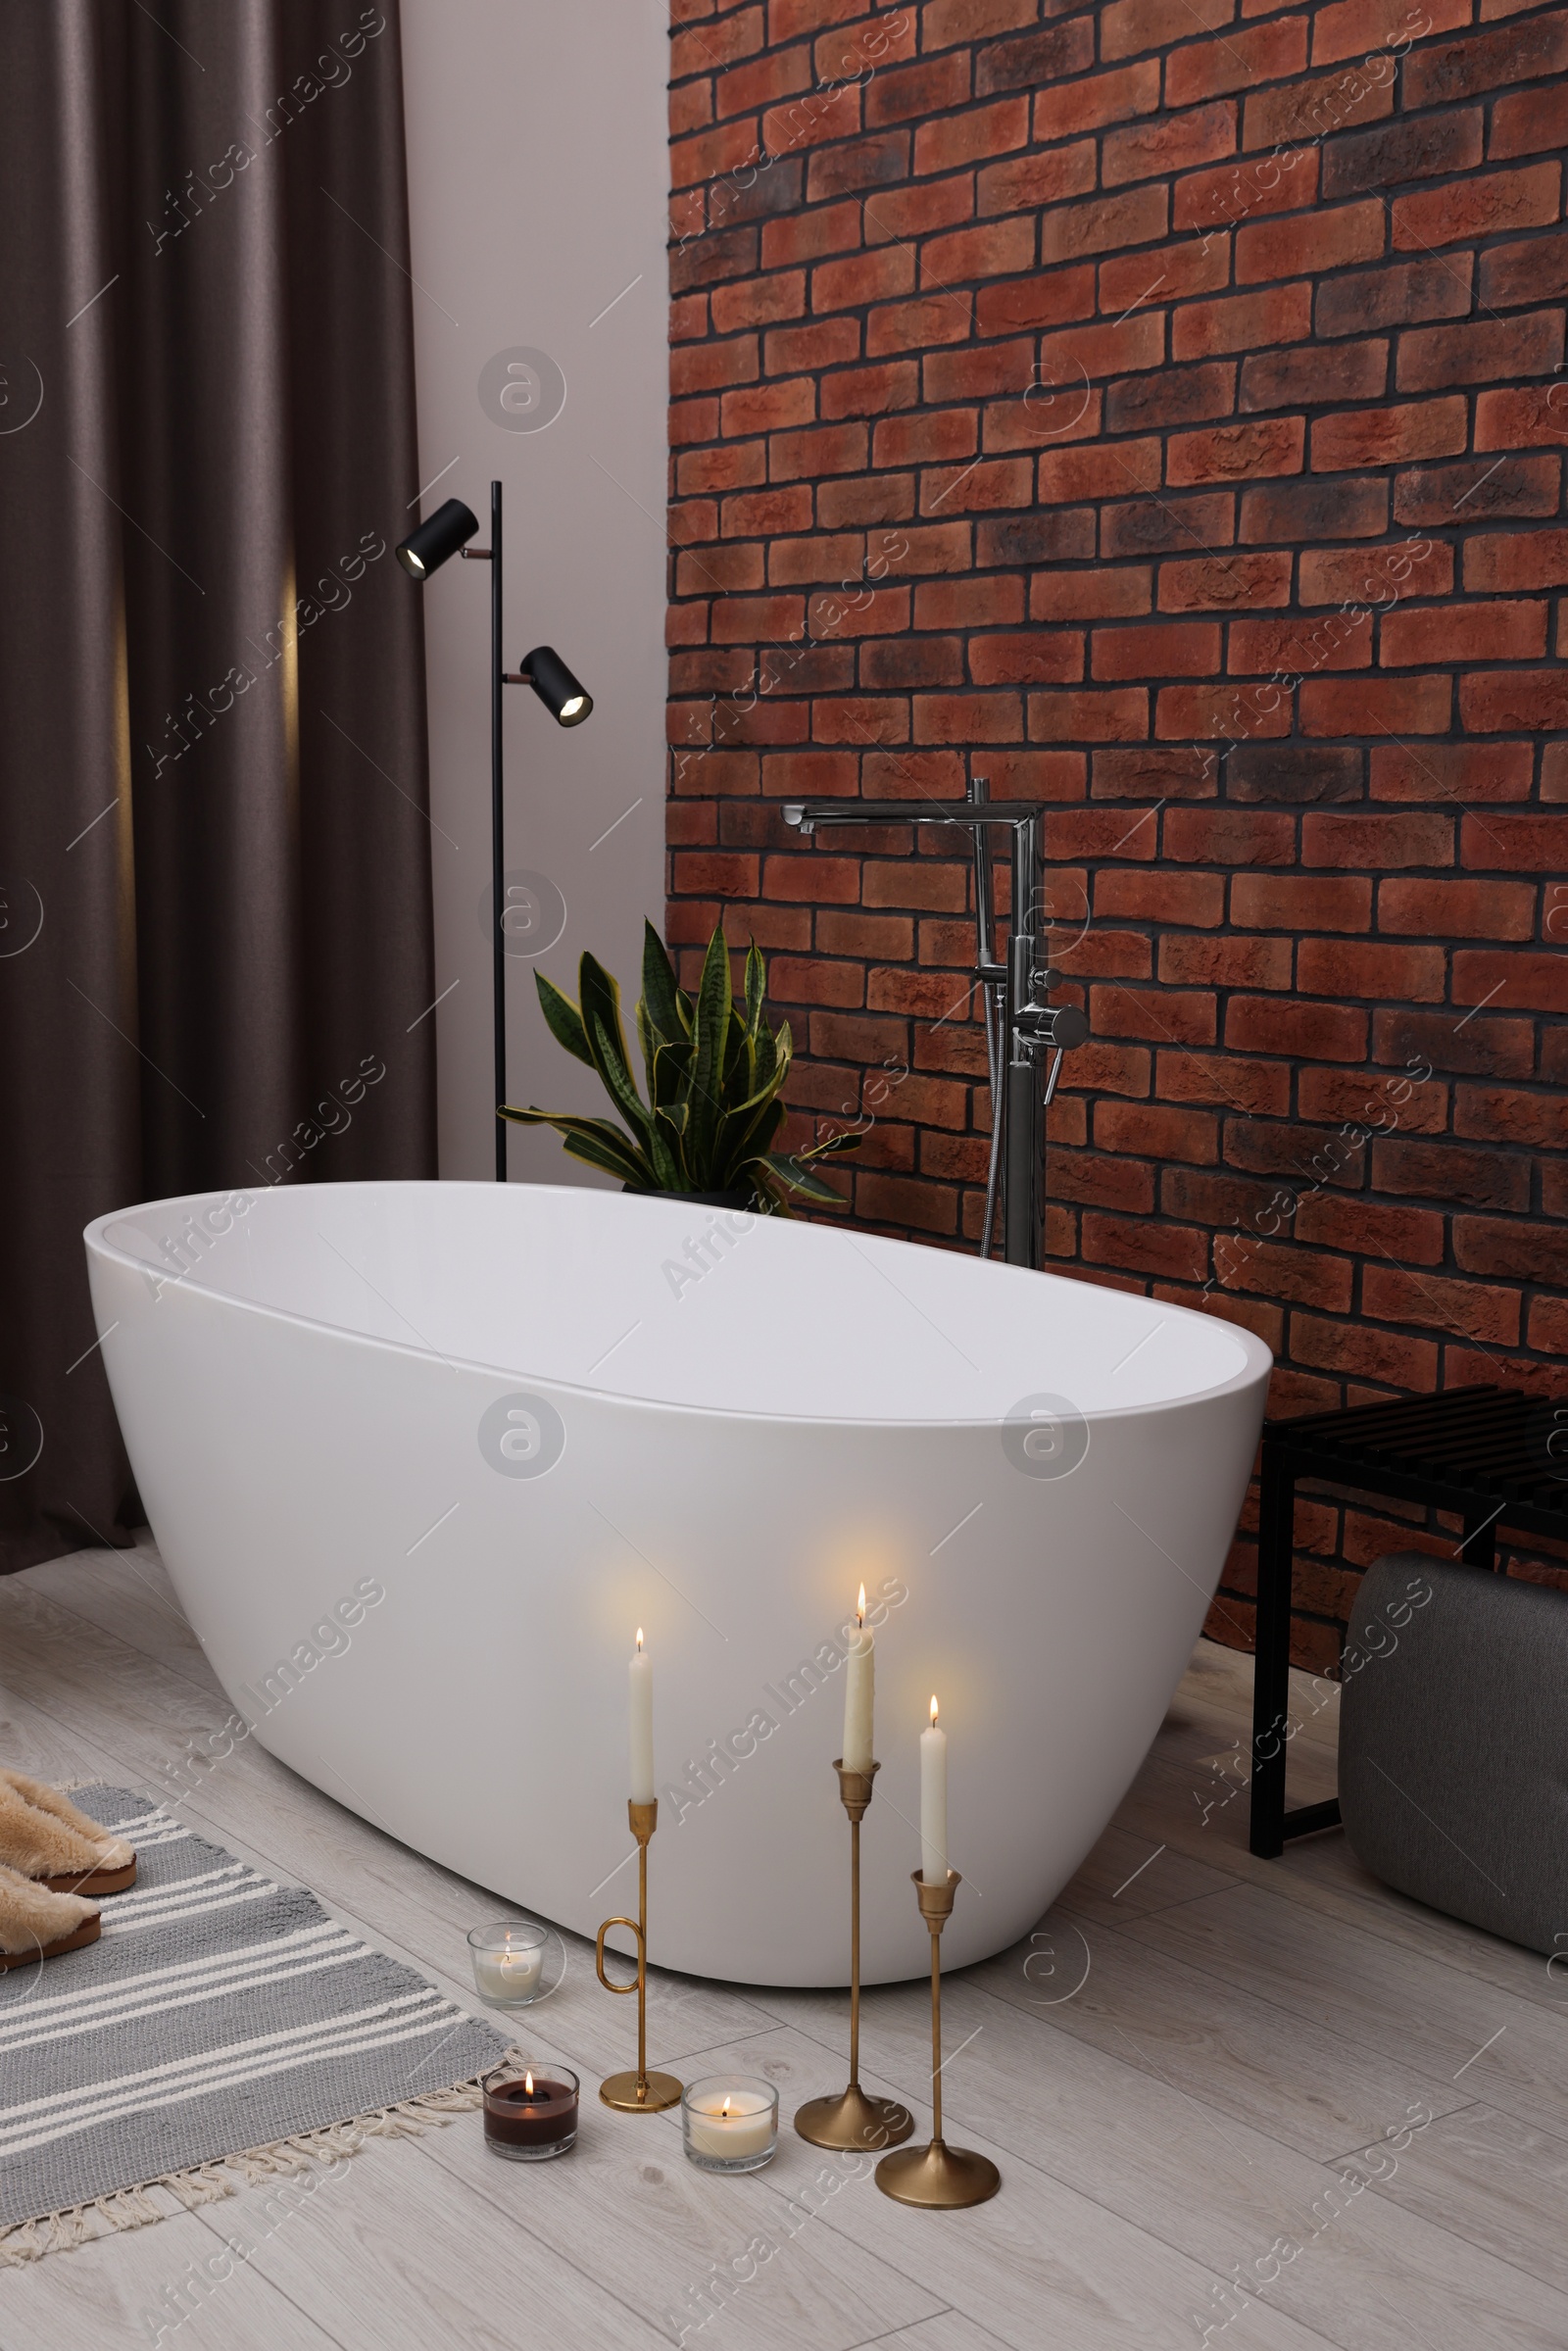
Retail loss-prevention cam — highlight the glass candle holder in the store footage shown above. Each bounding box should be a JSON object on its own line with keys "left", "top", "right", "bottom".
{"left": 682, "top": 2076, "right": 779, "bottom": 2174}
{"left": 482, "top": 2062, "right": 579, "bottom": 2161}
{"left": 467, "top": 1921, "right": 551, "bottom": 2011}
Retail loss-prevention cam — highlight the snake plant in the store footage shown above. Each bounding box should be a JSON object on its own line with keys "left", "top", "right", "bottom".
{"left": 501, "top": 919, "right": 858, "bottom": 1211}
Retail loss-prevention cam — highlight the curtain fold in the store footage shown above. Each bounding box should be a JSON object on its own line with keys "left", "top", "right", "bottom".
{"left": 0, "top": 0, "right": 436, "bottom": 1574}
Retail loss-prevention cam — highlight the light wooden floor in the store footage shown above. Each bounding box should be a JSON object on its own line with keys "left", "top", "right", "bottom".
{"left": 2, "top": 1541, "right": 1565, "bottom": 2351}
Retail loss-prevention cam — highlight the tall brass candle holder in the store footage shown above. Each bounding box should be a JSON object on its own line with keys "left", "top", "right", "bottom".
{"left": 595, "top": 1798, "right": 682, "bottom": 2113}
{"left": 795, "top": 1761, "right": 914, "bottom": 2153}
{"left": 875, "top": 1870, "right": 1001, "bottom": 2208}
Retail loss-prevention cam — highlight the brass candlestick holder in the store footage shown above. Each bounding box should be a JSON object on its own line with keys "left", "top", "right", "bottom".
{"left": 595, "top": 1798, "right": 682, "bottom": 2113}
{"left": 795, "top": 1760, "right": 914, "bottom": 2153}
{"left": 875, "top": 1870, "right": 1001, "bottom": 2208}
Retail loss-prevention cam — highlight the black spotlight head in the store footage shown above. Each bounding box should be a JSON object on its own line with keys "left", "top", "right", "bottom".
{"left": 521, "top": 644, "right": 593, "bottom": 726}
{"left": 396, "top": 497, "right": 480, "bottom": 579}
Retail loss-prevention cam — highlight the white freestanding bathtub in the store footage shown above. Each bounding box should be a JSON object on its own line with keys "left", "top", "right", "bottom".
{"left": 84, "top": 1181, "right": 1270, "bottom": 1985}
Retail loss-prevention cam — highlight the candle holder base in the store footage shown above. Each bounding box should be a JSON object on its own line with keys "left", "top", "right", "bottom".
{"left": 875, "top": 2138, "right": 1001, "bottom": 2210}
{"left": 794, "top": 2082, "right": 914, "bottom": 2153}
{"left": 599, "top": 2068, "right": 683, "bottom": 2114}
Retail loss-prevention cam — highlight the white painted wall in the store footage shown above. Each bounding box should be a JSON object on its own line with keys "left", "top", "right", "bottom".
{"left": 400, "top": 0, "right": 668, "bottom": 1181}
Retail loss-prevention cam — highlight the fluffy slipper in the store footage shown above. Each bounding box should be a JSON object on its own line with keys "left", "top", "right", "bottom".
{"left": 0, "top": 1771, "right": 137, "bottom": 1896}
{"left": 0, "top": 1860, "right": 100, "bottom": 1969}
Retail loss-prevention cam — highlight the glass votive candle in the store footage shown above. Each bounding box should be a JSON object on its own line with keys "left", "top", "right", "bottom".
{"left": 482, "top": 2062, "right": 579, "bottom": 2161}
{"left": 467, "top": 1921, "right": 549, "bottom": 2010}
{"left": 682, "top": 2076, "right": 779, "bottom": 2173}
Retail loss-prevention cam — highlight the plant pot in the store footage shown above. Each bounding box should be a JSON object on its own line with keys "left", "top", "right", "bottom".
{"left": 621, "top": 1186, "right": 755, "bottom": 1211}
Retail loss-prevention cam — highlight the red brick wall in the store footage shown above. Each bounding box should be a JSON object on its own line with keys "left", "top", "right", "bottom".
{"left": 663, "top": 0, "right": 1568, "bottom": 1667}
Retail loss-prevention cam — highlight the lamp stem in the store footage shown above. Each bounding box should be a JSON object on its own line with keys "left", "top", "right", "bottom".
{"left": 490, "top": 477, "right": 506, "bottom": 1184}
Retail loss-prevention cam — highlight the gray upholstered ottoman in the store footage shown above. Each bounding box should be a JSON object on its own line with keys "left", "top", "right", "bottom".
{"left": 1339, "top": 1549, "right": 1568, "bottom": 1957}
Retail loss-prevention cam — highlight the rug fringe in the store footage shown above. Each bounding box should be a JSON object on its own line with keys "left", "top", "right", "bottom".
{"left": 0, "top": 2081, "right": 488, "bottom": 2268}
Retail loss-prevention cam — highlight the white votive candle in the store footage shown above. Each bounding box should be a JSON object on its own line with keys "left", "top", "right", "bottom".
{"left": 842, "top": 1582, "right": 874, "bottom": 1775}
{"left": 681, "top": 2077, "right": 779, "bottom": 2171}
{"left": 467, "top": 1922, "right": 546, "bottom": 2005}
{"left": 920, "top": 1694, "right": 949, "bottom": 1885}
{"left": 629, "top": 1628, "right": 655, "bottom": 1804}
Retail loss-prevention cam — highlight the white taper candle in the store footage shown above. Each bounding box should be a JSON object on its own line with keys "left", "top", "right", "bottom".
{"left": 842, "top": 1583, "right": 874, "bottom": 1775}
{"left": 629, "top": 1629, "right": 655, "bottom": 1804}
{"left": 919, "top": 1694, "right": 948, "bottom": 1885}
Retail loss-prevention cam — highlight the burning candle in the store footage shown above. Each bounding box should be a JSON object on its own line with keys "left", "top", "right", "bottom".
{"left": 629, "top": 1627, "right": 655, "bottom": 1804}
{"left": 482, "top": 2063, "right": 579, "bottom": 2160}
{"left": 920, "top": 1693, "right": 948, "bottom": 1885}
{"left": 681, "top": 2076, "right": 779, "bottom": 2172}
{"left": 842, "top": 1583, "right": 874, "bottom": 1775}
{"left": 466, "top": 1921, "right": 548, "bottom": 2008}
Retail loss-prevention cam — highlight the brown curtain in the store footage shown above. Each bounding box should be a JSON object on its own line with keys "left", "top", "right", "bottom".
{"left": 0, "top": 1, "right": 436, "bottom": 1574}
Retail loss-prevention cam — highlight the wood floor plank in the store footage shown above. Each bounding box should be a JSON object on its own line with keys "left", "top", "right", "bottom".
{"left": 189, "top": 2133, "right": 675, "bottom": 2351}
{"left": 1103, "top": 1722, "right": 1568, "bottom": 2026}
{"left": 1337, "top": 2101, "right": 1568, "bottom": 2296}
{"left": 1123, "top": 1881, "right": 1568, "bottom": 2145}
{"left": 1049, "top": 1822, "right": 1243, "bottom": 1926}
{"left": 0, "top": 2202, "right": 344, "bottom": 2351}
{"left": 25, "top": 1538, "right": 212, "bottom": 1680}
{"left": 963, "top": 1901, "right": 1469, "bottom": 2161}
{"left": 869, "top": 2319, "right": 1012, "bottom": 2351}
{"left": 1268, "top": 1833, "right": 1568, "bottom": 2018}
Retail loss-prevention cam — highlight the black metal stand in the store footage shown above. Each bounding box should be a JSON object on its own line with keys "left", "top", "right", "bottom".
{"left": 1249, "top": 1385, "right": 1568, "bottom": 1858}
{"left": 489, "top": 480, "right": 506, "bottom": 1183}
{"left": 465, "top": 479, "right": 509, "bottom": 1183}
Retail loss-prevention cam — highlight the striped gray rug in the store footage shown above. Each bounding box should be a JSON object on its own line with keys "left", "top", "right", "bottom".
{"left": 0, "top": 1786, "right": 507, "bottom": 2261}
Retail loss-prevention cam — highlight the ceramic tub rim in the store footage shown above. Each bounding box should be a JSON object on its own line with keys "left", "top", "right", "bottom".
{"left": 84, "top": 1178, "right": 1274, "bottom": 1431}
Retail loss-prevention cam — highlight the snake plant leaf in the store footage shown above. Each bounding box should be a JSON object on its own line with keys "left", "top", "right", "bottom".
{"left": 534, "top": 971, "right": 594, "bottom": 1067}
{"left": 498, "top": 1105, "right": 652, "bottom": 1188}
{"left": 655, "top": 1083, "right": 690, "bottom": 1140}
{"left": 635, "top": 996, "right": 656, "bottom": 1098}
{"left": 638, "top": 1089, "right": 683, "bottom": 1190}
{"left": 686, "top": 924, "right": 732, "bottom": 1167}
{"left": 747, "top": 1018, "right": 778, "bottom": 1102}
{"left": 796, "top": 1127, "right": 860, "bottom": 1159}
{"left": 744, "top": 938, "right": 765, "bottom": 1038}
{"left": 651, "top": 1102, "right": 690, "bottom": 1188}
{"left": 761, "top": 1151, "right": 853, "bottom": 1205}
{"left": 578, "top": 954, "right": 635, "bottom": 1098}
{"left": 717, "top": 1095, "right": 785, "bottom": 1178}
{"left": 586, "top": 1006, "right": 657, "bottom": 1147}
{"left": 558, "top": 1130, "right": 655, "bottom": 1185}
{"left": 641, "top": 919, "right": 690, "bottom": 1045}
{"left": 647, "top": 1028, "right": 691, "bottom": 1115}
{"left": 721, "top": 1009, "right": 750, "bottom": 1093}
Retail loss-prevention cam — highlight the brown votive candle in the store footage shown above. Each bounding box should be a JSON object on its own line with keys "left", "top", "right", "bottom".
{"left": 482, "top": 2063, "right": 579, "bottom": 2161}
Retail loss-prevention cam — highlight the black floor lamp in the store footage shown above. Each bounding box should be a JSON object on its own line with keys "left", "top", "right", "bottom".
{"left": 396, "top": 484, "right": 594, "bottom": 1181}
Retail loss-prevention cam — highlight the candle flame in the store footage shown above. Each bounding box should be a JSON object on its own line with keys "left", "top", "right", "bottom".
{"left": 721, "top": 2095, "right": 732, "bottom": 2118}
{"left": 636, "top": 1628, "right": 644, "bottom": 1651}
{"left": 930, "top": 1693, "right": 940, "bottom": 1727}
{"left": 524, "top": 2071, "right": 534, "bottom": 2094}
{"left": 857, "top": 1581, "right": 866, "bottom": 1627}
